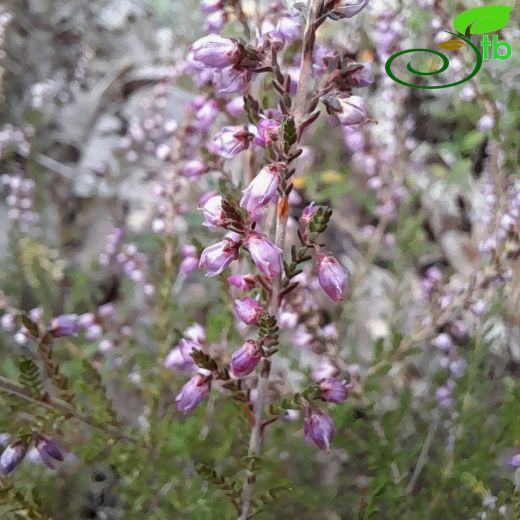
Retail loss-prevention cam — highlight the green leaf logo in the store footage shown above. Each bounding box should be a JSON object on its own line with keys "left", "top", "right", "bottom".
{"left": 453, "top": 5, "right": 512, "bottom": 35}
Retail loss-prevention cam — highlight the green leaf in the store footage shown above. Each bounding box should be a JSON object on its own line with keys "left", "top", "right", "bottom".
{"left": 279, "top": 115, "right": 297, "bottom": 153}
{"left": 453, "top": 5, "right": 512, "bottom": 35}
{"left": 18, "top": 356, "right": 44, "bottom": 397}
{"left": 243, "top": 95, "right": 260, "bottom": 125}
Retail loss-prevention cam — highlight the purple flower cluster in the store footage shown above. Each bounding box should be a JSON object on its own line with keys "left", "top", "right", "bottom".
{"left": 1, "top": 433, "right": 64, "bottom": 475}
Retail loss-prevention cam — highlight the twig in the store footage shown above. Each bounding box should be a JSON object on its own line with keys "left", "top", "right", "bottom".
{"left": 406, "top": 410, "right": 440, "bottom": 494}
{"left": 0, "top": 375, "right": 133, "bottom": 442}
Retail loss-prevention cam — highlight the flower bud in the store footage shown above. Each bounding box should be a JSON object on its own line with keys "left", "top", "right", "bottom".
{"left": 191, "top": 34, "right": 241, "bottom": 69}
{"left": 319, "top": 378, "right": 349, "bottom": 403}
{"left": 200, "top": 194, "right": 224, "bottom": 229}
{"left": 184, "top": 323, "right": 206, "bottom": 344}
{"left": 164, "top": 346, "right": 192, "bottom": 371}
{"left": 208, "top": 126, "right": 251, "bottom": 159}
{"left": 49, "top": 314, "right": 78, "bottom": 337}
{"left": 252, "top": 119, "right": 280, "bottom": 148}
{"left": 431, "top": 333, "right": 453, "bottom": 352}
{"left": 181, "top": 158, "right": 207, "bottom": 180}
{"left": 164, "top": 338, "right": 199, "bottom": 371}
{"left": 317, "top": 254, "right": 348, "bottom": 302}
{"left": 205, "top": 9, "right": 227, "bottom": 32}
{"left": 194, "top": 99, "right": 219, "bottom": 130}
{"left": 181, "top": 244, "right": 197, "bottom": 258}
{"left": 304, "top": 408, "right": 335, "bottom": 452}
{"left": 0, "top": 441, "right": 26, "bottom": 475}
{"left": 34, "top": 435, "right": 64, "bottom": 469}
{"left": 300, "top": 202, "right": 319, "bottom": 227}
{"left": 180, "top": 256, "right": 199, "bottom": 274}
{"left": 336, "top": 95, "right": 368, "bottom": 126}
{"left": 276, "top": 15, "right": 301, "bottom": 43}
{"left": 231, "top": 340, "right": 262, "bottom": 377}
{"left": 246, "top": 233, "right": 283, "bottom": 279}
{"left": 227, "top": 274, "right": 256, "bottom": 291}
{"left": 77, "top": 312, "right": 96, "bottom": 329}
{"left": 324, "top": 94, "right": 368, "bottom": 126}
{"left": 240, "top": 163, "right": 281, "bottom": 217}
{"left": 226, "top": 97, "right": 245, "bottom": 117}
{"left": 435, "top": 385, "right": 453, "bottom": 408}
{"left": 175, "top": 374, "right": 210, "bottom": 415}
{"left": 257, "top": 31, "right": 286, "bottom": 53}
{"left": 350, "top": 63, "right": 373, "bottom": 87}
{"left": 506, "top": 453, "right": 520, "bottom": 468}
{"left": 234, "top": 297, "right": 264, "bottom": 325}
{"left": 214, "top": 67, "right": 249, "bottom": 95}
{"left": 199, "top": 238, "right": 240, "bottom": 277}
{"left": 85, "top": 323, "right": 103, "bottom": 340}
{"left": 200, "top": 0, "right": 222, "bottom": 14}
{"left": 331, "top": 0, "right": 369, "bottom": 19}
{"left": 99, "top": 303, "right": 115, "bottom": 318}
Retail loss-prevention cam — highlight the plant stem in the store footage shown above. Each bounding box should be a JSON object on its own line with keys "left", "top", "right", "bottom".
{"left": 238, "top": 2, "right": 322, "bottom": 518}
{"left": 0, "top": 375, "right": 133, "bottom": 442}
{"left": 293, "top": 0, "right": 322, "bottom": 125}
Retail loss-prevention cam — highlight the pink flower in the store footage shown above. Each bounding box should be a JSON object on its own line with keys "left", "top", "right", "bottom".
{"left": 246, "top": 233, "right": 283, "bottom": 279}
{"left": 164, "top": 339, "right": 199, "bottom": 371}
{"left": 191, "top": 34, "right": 241, "bottom": 69}
{"left": 350, "top": 63, "right": 373, "bottom": 87}
{"left": 336, "top": 95, "right": 368, "bottom": 126}
{"left": 231, "top": 340, "right": 262, "bottom": 377}
{"left": 331, "top": 0, "right": 369, "bottom": 19}
{"left": 200, "top": 0, "right": 222, "bottom": 14}
{"left": 257, "top": 31, "right": 286, "bottom": 53}
{"left": 175, "top": 374, "right": 211, "bottom": 415}
{"left": 214, "top": 67, "right": 250, "bottom": 94}
{"left": 319, "top": 378, "right": 349, "bottom": 403}
{"left": 200, "top": 193, "right": 224, "bottom": 229}
{"left": 199, "top": 238, "right": 240, "bottom": 276}
{"left": 506, "top": 453, "right": 520, "bottom": 468}
{"left": 317, "top": 254, "right": 348, "bottom": 302}
{"left": 234, "top": 297, "right": 264, "bottom": 325}
{"left": 205, "top": 9, "right": 227, "bottom": 32}
{"left": 431, "top": 333, "right": 453, "bottom": 352}
{"left": 276, "top": 15, "right": 301, "bottom": 43}
{"left": 304, "top": 408, "right": 335, "bottom": 452}
{"left": 226, "top": 97, "right": 245, "bottom": 117}
{"left": 49, "top": 314, "right": 78, "bottom": 337}
{"left": 208, "top": 126, "right": 250, "bottom": 159}
{"left": 34, "top": 434, "right": 64, "bottom": 469}
{"left": 300, "top": 202, "right": 319, "bottom": 227}
{"left": 343, "top": 126, "right": 365, "bottom": 152}
{"left": 240, "top": 163, "right": 281, "bottom": 217}
{"left": 164, "top": 346, "right": 191, "bottom": 371}
{"left": 181, "top": 244, "right": 198, "bottom": 258}
{"left": 180, "top": 256, "right": 199, "bottom": 274}
{"left": 252, "top": 118, "right": 280, "bottom": 148}
{"left": 0, "top": 441, "right": 27, "bottom": 475}
{"left": 184, "top": 323, "right": 206, "bottom": 344}
{"left": 227, "top": 274, "right": 256, "bottom": 291}
{"left": 325, "top": 94, "right": 369, "bottom": 126}
{"left": 194, "top": 99, "right": 219, "bottom": 130}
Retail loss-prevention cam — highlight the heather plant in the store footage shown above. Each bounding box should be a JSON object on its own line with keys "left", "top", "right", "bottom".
{"left": 0, "top": 0, "right": 519, "bottom": 519}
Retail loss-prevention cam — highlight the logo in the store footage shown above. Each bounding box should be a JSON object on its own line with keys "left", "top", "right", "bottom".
{"left": 385, "top": 5, "right": 513, "bottom": 89}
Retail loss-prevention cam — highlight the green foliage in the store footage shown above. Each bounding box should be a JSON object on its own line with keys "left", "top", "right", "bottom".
{"left": 17, "top": 357, "right": 44, "bottom": 399}
{"left": 279, "top": 115, "right": 297, "bottom": 154}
